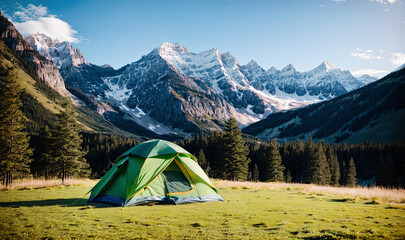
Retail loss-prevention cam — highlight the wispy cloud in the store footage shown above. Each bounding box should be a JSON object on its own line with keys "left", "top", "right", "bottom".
{"left": 351, "top": 48, "right": 382, "bottom": 60}
{"left": 12, "top": 4, "right": 78, "bottom": 43}
{"left": 390, "top": 52, "right": 405, "bottom": 66}
{"left": 351, "top": 69, "right": 388, "bottom": 77}
{"left": 332, "top": 0, "right": 397, "bottom": 4}
{"left": 14, "top": 4, "right": 47, "bottom": 21}
{"left": 370, "top": 0, "right": 398, "bottom": 4}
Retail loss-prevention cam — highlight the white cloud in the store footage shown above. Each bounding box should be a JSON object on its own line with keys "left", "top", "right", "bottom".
{"left": 13, "top": 4, "right": 78, "bottom": 43}
{"left": 351, "top": 69, "right": 388, "bottom": 77}
{"left": 351, "top": 48, "right": 382, "bottom": 60}
{"left": 390, "top": 52, "right": 405, "bottom": 66}
{"left": 14, "top": 4, "right": 48, "bottom": 21}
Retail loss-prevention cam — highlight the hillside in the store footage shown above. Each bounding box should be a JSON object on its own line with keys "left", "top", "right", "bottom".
{"left": 243, "top": 68, "right": 405, "bottom": 143}
{"left": 0, "top": 39, "right": 141, "bottom": 137}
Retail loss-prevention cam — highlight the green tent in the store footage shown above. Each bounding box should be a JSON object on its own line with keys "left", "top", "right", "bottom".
{"left": 88, "top": 139, "right": 223, "bottom": 206}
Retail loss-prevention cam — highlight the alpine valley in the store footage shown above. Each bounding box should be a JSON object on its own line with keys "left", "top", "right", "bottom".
{"left": 21, "top": 29, "right": 379, "bottom": 138}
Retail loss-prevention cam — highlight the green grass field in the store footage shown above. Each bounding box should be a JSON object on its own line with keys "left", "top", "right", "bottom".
{"left": 0, "top": 180, "right": 404, "bottom": 239}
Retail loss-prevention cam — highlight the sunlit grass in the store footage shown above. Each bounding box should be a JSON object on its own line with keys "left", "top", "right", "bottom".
{"left": 0, "top": 178, "right": 86, "bottom": 191}
{"left": 0, "top": 179, "right": 404, "bottom": 239}
{"left": 215, "top": 180, "right": 405, "bottom": 205}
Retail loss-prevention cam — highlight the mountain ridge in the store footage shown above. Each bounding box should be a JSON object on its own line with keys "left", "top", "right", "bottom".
{"left": 242, "top": 68, "right": 405, "bottom": 143}
{"left": 24, "top": 33, "right": 380, "bottom": 135}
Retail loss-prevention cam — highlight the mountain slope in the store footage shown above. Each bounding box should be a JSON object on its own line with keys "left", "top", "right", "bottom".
{"left": 25, "top": 33, "right": 378, "bottom": 135}
{"left": 25, "top": 33, "right": 115, "bottom": 96}
{"left": 242, "top": 68, "right": 405, "bottom": 143}
{"left": 0, "top": 39, "right": 142, "bottom": 137}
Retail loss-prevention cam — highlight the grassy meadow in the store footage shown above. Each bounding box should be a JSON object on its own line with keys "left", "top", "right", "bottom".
{"left": 0, "top": 180, "right": 404, "bottom": 239}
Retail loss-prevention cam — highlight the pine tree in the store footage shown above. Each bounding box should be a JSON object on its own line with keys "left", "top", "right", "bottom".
{"left": 253, "top": 163, "right": 259, "bottom": 182}
{"left": 197, "top": 149, "right": 210, "bottom": 176}
{"left": 220, "top": 118, "right": 250, "bottom": 181}
{"left": 303, "top": 138, "right": 330, "bottom": 185}
{"left": 285, "top": 170, "right": 293, "bottom": 183}
{"left": 326, "top": 147, "right": 340, "bottom": 186}
{"left": 263, "top": 139, "right": 285, "bottom": 182}
{"left": 314, "top": 143, "right": 331, "bottom": 185}
{"left": 302, "top": 137, "right": 315, "bottom": 184}
{"left": 33, "top": 126, "right": 55, "bottom": 179}
{"left": 293, "top": 139, "right": 305, "bottom": 183}
{"left": 343, "top": 157, "right": 357, "bottom": 187}
{"left": 0, "top": 67, "right": 33, "bottom": 186}
{"left": 52, "top": 101, "right": 89, "bottom": 184}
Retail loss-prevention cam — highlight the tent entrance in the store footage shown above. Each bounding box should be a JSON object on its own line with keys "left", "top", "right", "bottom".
{"left": 161, "top": 160, "right": 194, "bottom": 196}
{"left": 163, "top": 171, "right": 193, "bottom": 195}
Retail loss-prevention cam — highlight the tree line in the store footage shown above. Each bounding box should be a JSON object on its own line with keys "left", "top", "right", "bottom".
{"left": 0, "top": 64, "right": 88, "bottom": 186}
{"left": 178, "top": 119, "right": 405, "bottom": 187}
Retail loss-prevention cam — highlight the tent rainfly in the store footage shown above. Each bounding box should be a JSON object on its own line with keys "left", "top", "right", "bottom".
{"left": 88, "top": 139, "right": 223, "bottom": 206}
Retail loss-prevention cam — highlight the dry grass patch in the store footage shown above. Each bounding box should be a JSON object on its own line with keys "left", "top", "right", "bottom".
{"left": 304, "top": 185, "right": 405, "bottom": 205}
{"left": 213, "top": 180, "right": 405, "bottom": 205}
{"left": 0, "top": 178, "right": 87, "bottom": 190}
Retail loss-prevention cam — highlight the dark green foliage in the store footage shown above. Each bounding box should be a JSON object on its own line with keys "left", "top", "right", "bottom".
{"left": 302, "top": 138, "right": 331, "bottom": 185}
{"left": 177, "top": 120, "right": 250, "bottom": 181}
{"left": 81, "top": 133, "right": 139, "bottom": 178}
{"left": 280, "top": 139, "right": 305, "bottom": 183}
{"left": 20, "top": 92, "right": 57, "bottom": 133}
{"left": 252, "top": 163, "right": 259, "bottom": 182}
{"left": 342, "top": 157, "right": 357, "bottom": 186}
{"left": 177, "top": 131, "right": 223, "bottom": 179}
{"left": 285, "top": 170, "right": 292, "bottom": 183}
{"left": 52, "top": 101, "right": 89, "bottom": 184}
{"left": 0, "top": 65, "right": 33, "bottom": 186}
{"left": 326, "top": 146, "right": 340, "bottom": 186}
{"left": 220, "top": 118, "right": 250, "bottom": 181}
{"left": 197, "top": 149, "right": 210, "bottom": 176}
{"left": 179, "top": 130, "right": 404, "bottom": 187}
{"left": 262, "top": 139, "right": 285, "bottom": 182}
{"left": 31, "top": 126, "right": 54, "bottom": 179}
{"left": 376, "top": 155, "right": 395, "bottom": 187}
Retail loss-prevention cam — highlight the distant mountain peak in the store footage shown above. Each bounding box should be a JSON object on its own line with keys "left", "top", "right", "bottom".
{"left": 25, "top": 33, "right": 88, "bottom": 68}
{"left": 25, "top": 33, "right": 61, "bottom": 47}
{"left": 281, "top": 63, "right": 295, "bottom": 72}
{"left": 100, "top": 64, "right": 113, "bottom": 69}
{"left": 159, "top": 41, "right": 190, "bottom": 55}
{"left": 315, "top": 60, "right": 336, "bottom": 71}
{"left": 247, "top": 59, "right": 259, "bottom": 66}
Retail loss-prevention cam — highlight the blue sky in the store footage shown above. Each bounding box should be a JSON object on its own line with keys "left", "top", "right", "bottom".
{"left": 1, "top": 0, "right": 404, "bottom": 78}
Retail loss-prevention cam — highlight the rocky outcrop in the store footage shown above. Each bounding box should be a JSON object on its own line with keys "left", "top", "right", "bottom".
{"left": 0, "top": 11, "right": 68, "bottom": 96}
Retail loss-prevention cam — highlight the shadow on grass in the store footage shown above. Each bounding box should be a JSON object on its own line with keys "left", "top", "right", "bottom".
{"left": 328, "top": 198, "right": 353, "bottom": 203}
{"left": 0, "top": 198, "right": 117, "bottom": 208}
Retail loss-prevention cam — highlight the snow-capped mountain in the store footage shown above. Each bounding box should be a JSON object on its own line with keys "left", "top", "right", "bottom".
{"left": 243, "top": 67, "right": 405, "bottom": 143}
{"left": 25, "top": 35, "right": 378, "bottom": 135}
{"left": 25, "top": 33, "right": 88, "bottom": 68}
